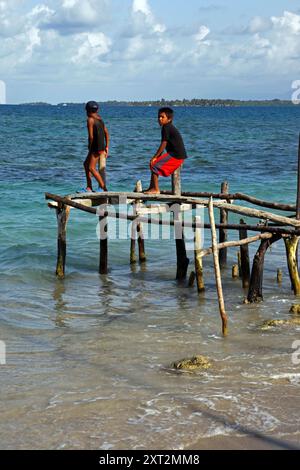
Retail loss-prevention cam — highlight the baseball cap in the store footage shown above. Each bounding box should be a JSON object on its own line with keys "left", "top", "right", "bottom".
{"left": 85, "top": 100, "right": 99, "bottom": 112}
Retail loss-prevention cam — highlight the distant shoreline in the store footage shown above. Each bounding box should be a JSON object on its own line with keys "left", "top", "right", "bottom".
{"left": 14, "top": 98, "right": 296, "bottom": 107}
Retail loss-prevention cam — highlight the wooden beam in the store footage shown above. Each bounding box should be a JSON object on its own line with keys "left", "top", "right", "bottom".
{"left": 172, "top": 167, "right": 181, "bottom": 196}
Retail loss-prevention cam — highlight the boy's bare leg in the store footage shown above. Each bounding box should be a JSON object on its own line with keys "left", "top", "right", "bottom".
{"left": 98, "top": 151, "right": 106, "bottom": 186}
{"left": 89, "top": 153, "right": 107, "bottom": 190}
{"left": 144, "top": 172, "right": 160, "bottom": 194}
{"left": 84, "top": 153, "right": 93, "bottom": 189}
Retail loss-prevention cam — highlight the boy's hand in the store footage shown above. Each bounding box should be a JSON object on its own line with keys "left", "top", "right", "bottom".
{"left": 105, "top": 146, "right": 109, "bottom": 157}
{"left": 150, "top": 156, "right": 157, "bottom": 165}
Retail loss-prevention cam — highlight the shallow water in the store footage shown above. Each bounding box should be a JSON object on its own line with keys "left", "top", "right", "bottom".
{"left": 1, "top": 104, "right": 300, "bottom": 449}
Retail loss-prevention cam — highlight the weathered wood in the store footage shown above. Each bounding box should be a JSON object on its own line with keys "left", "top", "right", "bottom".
{"left": 136, "top": 181, "right": 146, "bottom": 263}
{"left": 232, "top": 265, "right": 239, "bottom": 279}
{"left": 194, "top": 216, "right": 205, "bottom": 292}
{"left": 46, "top": 194, "right": 300, "bottom": 235}
{"left": 247, "top": 234, "right": 281, "bottom": 302}
{"left": 130, "top": 181, "right": 146, "bottom": 263}
{"left": 219, "top": 181, "right": 229, "bottom": 267}
{"left": 161, "top": 190, "right": 296, "bottom": 212}
{"left": 55, "top": 204, "right": 70, "bottom": 279}
{"left": 99, "top": 199, "right": 108, "bottom": 274}
{"left": 284, "top": 236, "right": 300, "bottom": 295}
{"left": 199, "top": 232, "right": 273, "bottom": 258}
{"left": 208, "top": 197, "right": 228, "bottom": 336}
{"left": 277, "top": 269, "right": 282, "bottom": 283}
{"left": 174, "top": 208, "right": 189, "bottom": 280}
{"left": 172, "top": 168, "right": 181, "bottom": 196}
{"left": 188, "top": 271, "right": 196, "bottom": 287}
{"left": 239, "top": 219, "right": 250, "bottom": 288}
{"left": 237, "top": 251, "right": 242, "bottom": 277}
{"left": 297, "top": 133, "right": 300, "bottom": 220}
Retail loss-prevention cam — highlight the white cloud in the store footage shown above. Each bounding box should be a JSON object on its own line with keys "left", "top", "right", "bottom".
{"left": 194, "top": 25, "right": 210, "bottom": 43}
{"left": 71, "top": 32, "right": 111, "bottom": 64}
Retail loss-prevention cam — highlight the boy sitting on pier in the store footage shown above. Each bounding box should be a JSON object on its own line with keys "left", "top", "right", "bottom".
{"left": 145, "top": 107, "right": 187, "bottom": 194}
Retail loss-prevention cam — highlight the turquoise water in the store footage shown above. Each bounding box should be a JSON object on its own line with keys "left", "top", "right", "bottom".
{"left": 1, "top": 104, "right": 300, "bottom": 449}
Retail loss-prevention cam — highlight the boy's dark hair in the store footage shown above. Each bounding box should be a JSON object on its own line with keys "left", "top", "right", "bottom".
{"left": 85, "top": 100, "right": 99, "bottom": 113}
{"left": 158, "top": 107, "right": 174, "bottom": 120}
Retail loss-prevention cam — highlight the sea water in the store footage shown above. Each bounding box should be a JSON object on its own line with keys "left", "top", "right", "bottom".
{"left": 0, "top": 104, "right": 300, "bottom": 449}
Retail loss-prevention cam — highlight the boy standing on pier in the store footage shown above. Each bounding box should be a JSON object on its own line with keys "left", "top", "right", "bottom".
{"left": 83, "top": 101, "right": 109, "bottom": 192}
{"left": 145, "top": 107, "right": 187, "bottom": 194}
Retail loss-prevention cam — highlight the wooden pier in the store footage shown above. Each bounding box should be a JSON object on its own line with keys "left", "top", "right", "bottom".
{"left": 46, "top": 139, "right": 300, "bottom": 335}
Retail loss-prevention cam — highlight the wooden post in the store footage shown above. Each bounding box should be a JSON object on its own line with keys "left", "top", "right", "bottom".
{"left": 277, "top": 269, "right": 282, "bottom": 283}
{"left": 239, "top": 218, "right": 250, "bottom": 288}
{"left": 208, "top": 197, "right": 228, "bottom": 336}
{"left": 296, "top": 133, "right": 300, "bottom": 220}
{"left": 136, "top": 180, "right": 146, "bottom": 263}
{"left": 232, "top": 265, "right": 239, "bottom": 278}
{"left": 130, "top": 181, "right": 146, "bottom": 263}
{"left": 247, "top": 234, "right": 281, "bottom": 302}
{"left": 99, "top": 199, "right": 108, "bottom": 274}
{"left": 194, "top": 215, "right": 205, "bottom": 292}
{"left": 174, "top": 208, "right": 189, "bottom": 280}
{"left": 219, "top": 181, "right": 228, "bottom": 267}
{"left": 55, "top": 204, "right": 70, "bottom": 279}
{"left": 172, "top": 168, "right": 181, "bottom": 196}
{"left": 284, "top": 236, "right": 300, "bottom": 295}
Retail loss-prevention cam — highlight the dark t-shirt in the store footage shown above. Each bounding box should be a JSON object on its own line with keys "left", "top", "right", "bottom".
{"left": 90, "top": 117, "right": 105, "bottom": 153}
{"left": 161, "top": 122, "right": 187, "bottom": 159}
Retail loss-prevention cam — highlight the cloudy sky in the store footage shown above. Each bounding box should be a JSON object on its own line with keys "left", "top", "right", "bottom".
{"left": 0, "top": 0, "right": 300, "bottom": 103}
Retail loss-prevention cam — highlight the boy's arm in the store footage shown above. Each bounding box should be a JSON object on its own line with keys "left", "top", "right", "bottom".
{"left": 151, "top": 140, "right": 167, "bottom": 165}
{"left": 87, "top": 117, "right": 94, "bottom": 150}
{"left": 104, "top": 125, "right": 110, "bottom": 155}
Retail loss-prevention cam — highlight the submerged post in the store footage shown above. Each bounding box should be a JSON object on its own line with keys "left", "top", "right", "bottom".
{"left": 130, "top": 181, "right": 146, "bottom": 263}
{"left": 172, "top": 168, "right": 181, "bottom": 196}
{"left": 284, "top": 236, "right": 300, "bottom": 295}
{"left": 194, "top": 215, "right": 205, "bottom": 292}
{"left": 55, "top": 204, "right": 70, "bottom": 279}
{"left": 247, "top": 234, "right": 281, "bottom": 302}
{"left": 239, "top": 218, "right": 250, "bottom": 288}
{"left": 99, "top": 198, "right": 108, "bottom": 274}
{"left": 208, "top": 197, "right": 228, "bottom": 336}
{"left": 296, "top": 133, "right": 300, "bottom": 220}
{"left": 219, "top": 181, "right": 229, "bottom": 267}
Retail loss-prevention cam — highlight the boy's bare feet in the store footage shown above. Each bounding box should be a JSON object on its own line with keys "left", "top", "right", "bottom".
{"left": 144, "top": 188, "right": 160, "bottom": 194}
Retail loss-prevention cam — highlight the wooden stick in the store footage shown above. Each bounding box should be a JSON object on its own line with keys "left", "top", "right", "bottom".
{"left": 55, "top": 204, "right": 70, "bottom": 279}
{"left": 239, "top": 219, "right": 250, "bottom": 288}
{"left": 194, "top": 216, "right": 205, "bottom": 292}
{"left": 219, "top": 181, "right": 229, "bottom": 268}
{"left": 208, "top": 197, "right": 228, "bottom": 336}
{"left": 161, "top": 190, "right": 296, "bottom": 212}
{"left": 199, "top": 232, "right": 273, "bottom": 258}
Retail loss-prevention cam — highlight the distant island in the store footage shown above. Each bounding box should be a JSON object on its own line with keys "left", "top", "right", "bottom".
{"left": 19, "top": 98, "right": 294, "bottom": 107}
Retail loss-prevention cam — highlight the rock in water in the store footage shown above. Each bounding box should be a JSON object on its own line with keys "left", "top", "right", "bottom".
{"left": 172, "top": 355, "right": 211, "bottom": 371}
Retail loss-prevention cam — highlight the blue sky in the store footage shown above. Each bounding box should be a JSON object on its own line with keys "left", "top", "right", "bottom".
{"left": 0, "top": 0, "right": 300, "bottom": 103}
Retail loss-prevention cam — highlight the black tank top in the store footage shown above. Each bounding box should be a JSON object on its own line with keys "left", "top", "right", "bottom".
{"left": 90, "top": 118, "right": 105, "bottom": 153}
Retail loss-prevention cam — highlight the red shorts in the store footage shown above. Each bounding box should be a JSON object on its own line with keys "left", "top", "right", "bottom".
{"left": 150, "top": 152, "right": 184, "bottom": 177}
